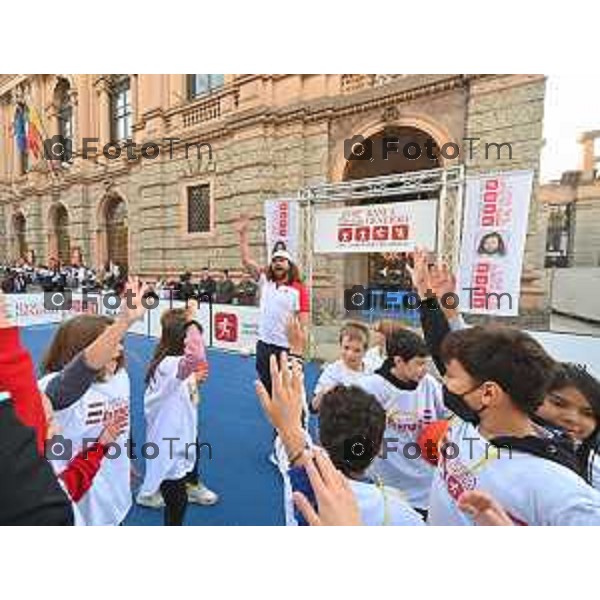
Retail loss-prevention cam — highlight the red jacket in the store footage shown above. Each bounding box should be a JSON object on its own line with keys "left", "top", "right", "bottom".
{"left": 0, "top": 326, "right": 47, "bottom": 453}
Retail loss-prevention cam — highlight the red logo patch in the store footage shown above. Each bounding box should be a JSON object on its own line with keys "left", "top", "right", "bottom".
{"left": 215, "top": 313, "right": 238, "bottom": 342}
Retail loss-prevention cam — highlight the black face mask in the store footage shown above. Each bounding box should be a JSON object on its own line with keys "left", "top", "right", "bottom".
{"left": 442, "top": 383, "right": 485, "bottom": 426}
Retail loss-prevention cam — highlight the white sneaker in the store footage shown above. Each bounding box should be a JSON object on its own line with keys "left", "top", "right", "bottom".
{"left": 136, "top": 491, "right": 165, "bottom": 509}
{"left": 187, "top": 483, "right": 219, "bottom": 506}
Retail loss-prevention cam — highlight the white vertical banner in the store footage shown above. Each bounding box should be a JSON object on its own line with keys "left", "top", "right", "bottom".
{"left": 264, "top": 199, "right": 300, "bottom": 262}
{"left": 457, "top": 170, "right": 534, "bottom": 316}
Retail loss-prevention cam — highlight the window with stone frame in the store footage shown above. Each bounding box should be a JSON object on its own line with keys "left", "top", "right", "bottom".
{"left": 187, "top": 74, "right": 224, "bottom": 100}
{"left": 56, "top": 78, "right": 73, "bottom": 142}
{"left": 187, "top": 184, "right": 211, "bottom": 233}
{"left": 110, "top": 75, "right": 132, "bottom": 141}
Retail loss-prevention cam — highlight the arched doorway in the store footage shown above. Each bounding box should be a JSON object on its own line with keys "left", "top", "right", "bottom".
{"left": 48, "top": 203, "right": 71, "bottom": 264}
{"left": 104, "top": 196, "right": 129, "bottom": 272}
{"left": 12, "top": 212, "right": 27, "bottom": 260}
{"left": 342, "top": 126, "right": 442, "bottom": 290}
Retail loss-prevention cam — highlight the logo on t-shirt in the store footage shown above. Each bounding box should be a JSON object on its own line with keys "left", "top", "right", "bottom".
{"left": 215, "top": 312, "right": 238, "bottom": 342}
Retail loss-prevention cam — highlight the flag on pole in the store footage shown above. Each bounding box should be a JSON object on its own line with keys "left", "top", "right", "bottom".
{"left": 13, "top": 103, "right": 28, "bottom": 154}
{"left": 26, "top": 105, "right": 44, "bottom": 159}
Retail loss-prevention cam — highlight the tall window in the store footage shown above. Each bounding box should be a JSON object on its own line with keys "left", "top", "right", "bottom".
{"left": 187, "top": 184, "right": 211, "bottom": 233}
{"left": 56, "top": 78, "right": 73, "bottom": 141}
{"left": 111, "top": 76, "right": 132, "bottom": 140}
{"left": 545, "top": 203, "right": 573, "bottom": 268}
{"left": 187, "top": 74, "right": 224, "bottom": 100}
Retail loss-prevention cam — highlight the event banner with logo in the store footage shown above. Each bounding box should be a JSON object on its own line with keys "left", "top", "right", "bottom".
{"left": 265, "top": 199, "right": 301, "bottom": 262}
{"left": 457, "top": 170, "right": 534, "bottom": 316}
{"left": 313, "top": 200, "right": 437, "bottom": 253}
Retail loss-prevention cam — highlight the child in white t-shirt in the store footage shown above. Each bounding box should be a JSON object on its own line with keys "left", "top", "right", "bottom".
{"left": 358, "top": 328, "right": 447, "bottom": 517}
{"left": 311, "top": 322, "right": 370, "bottom": 413}
{"left": 139, "top": 305, "right": 208, "bottom": 526}
{"left": 38, "top": 277, "right": 150, "bottom": 526}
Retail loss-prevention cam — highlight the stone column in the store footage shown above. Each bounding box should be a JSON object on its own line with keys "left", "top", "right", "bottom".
{"left": 95, "top": 76, "right": 112, "bottom": 152}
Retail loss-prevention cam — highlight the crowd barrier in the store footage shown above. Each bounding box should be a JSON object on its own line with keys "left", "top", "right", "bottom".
{"left": 5, "top": 292, "right": 600, "bottom": 377}
{"left": 4, "top": 292, "right": 261, "bottom": 355}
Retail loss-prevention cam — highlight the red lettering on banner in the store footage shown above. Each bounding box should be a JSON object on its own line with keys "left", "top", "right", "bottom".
{"left": 472, "top": 263, "right": 490, "bottom": 309}
{"left": 278, "top": 203, "right": 289, "bottom": 238}
{"left": 480, "top": 179, "right": 500, "bottom": 227}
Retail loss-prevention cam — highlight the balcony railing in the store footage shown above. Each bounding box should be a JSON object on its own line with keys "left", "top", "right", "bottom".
{"left": 178, "top": 85, "right": 240, "bottom": 129}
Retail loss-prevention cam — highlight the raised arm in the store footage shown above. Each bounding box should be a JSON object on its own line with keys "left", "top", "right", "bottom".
{"left": 45, "top": 277, "right": 150, "bottom": 411}
{"left": 83, "top": 277, "right": 149, "bottom": 370}
{"left": 408, "top": 249, "right": 451, "bottom": 376}
{"left": 177, "top": 301, "right": 207, "bottom": 380}
{"left": 255, "top": 353, "right": 309, "bottom": 465}
{"left": 234, "top": 217, "right": 262, "bottom": 279}
{"left": 254, "top": 348, "right": 362, "bottom": 526}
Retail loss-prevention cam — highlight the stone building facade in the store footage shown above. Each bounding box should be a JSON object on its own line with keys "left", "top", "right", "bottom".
{"left": 0, "top": 74, "right": 548, "bottom": 325}
{"left": 539, "top": 131, "right": 600, "bottom": 269}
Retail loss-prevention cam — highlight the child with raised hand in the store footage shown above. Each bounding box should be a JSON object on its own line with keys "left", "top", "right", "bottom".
{"left": 410, "top": 251, "right": 600, "bottom": 489}
{"left": 136, "top": 314, "right": 218, "bottom": 510}
{"left": 139, "top": 300, "right": 211, "bottom": 526}
{"left": 38, "top": 276, "right": 150, "bottom": 526}
{"left": 311, "top": 321, "right": 370, "bottom": 413}
{"left": 256, "top": 353, "right": 424, "bottom": 526}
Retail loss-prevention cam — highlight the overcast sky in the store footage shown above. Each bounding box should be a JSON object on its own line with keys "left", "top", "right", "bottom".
{"left": 541, "top": 74, "right": 600, "bottom": 182}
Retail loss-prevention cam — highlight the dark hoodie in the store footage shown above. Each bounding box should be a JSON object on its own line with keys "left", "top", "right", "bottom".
{"left": 0, "top": 394, "right": 73, "bottom": 525}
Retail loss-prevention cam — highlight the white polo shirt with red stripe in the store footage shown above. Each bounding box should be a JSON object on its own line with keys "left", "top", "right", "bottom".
{"left": 258, "top": 273, "right": 309, "bottom": 348}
